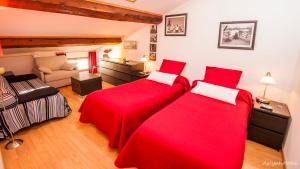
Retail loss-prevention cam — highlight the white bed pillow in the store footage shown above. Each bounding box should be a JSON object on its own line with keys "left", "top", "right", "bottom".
{"left": 147, "top": 71, "right": 178, "bottom": 86}
{"left": 61, "top": 62, "right": 76, "bottom": 71}
{"left": 191, "top": 81, "right": 239, "bottom": 105}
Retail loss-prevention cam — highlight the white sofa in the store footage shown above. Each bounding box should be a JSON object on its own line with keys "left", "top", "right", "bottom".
{"left": 33, "top": 56, "right": 79, "bottom": 88}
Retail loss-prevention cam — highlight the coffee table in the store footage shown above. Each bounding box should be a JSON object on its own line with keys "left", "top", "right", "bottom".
{"left": 71, "top": 73, "right": 102, "bottom": 96}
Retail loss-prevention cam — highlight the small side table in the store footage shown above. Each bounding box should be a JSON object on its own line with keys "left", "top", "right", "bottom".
{"left": 71, "top": 73, "right": 102, "bottom": 96}
{"left": 248, "top": 100, "right": 291, "bottom": 150}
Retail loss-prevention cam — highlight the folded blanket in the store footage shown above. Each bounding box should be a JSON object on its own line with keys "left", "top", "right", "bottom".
{"left": 9, "top": 77, "right": 59, "bottom": 103}
{"left": 18, "top": 87, "right": 59, "bottom": 104}
{"left": 6, "top": 74, "right": 38, "bottom": 83}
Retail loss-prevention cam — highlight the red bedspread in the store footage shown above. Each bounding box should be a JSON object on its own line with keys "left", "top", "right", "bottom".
{"left": 115, "top": 89, "right": 253, "bottom": 169}
{"left": 79, "top": 76, "right": 189, "bottom": 149}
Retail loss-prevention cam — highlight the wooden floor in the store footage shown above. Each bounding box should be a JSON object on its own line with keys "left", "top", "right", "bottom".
{"left": 1, "top": 82, "right": 284, "bottom": 169}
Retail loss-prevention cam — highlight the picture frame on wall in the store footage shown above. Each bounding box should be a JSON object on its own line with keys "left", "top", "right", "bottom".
{"left": 123, "top": 41, "right": 137, "bottom": 49}
{"left": 150, "top": 34, "right": 157, "bottom": 43}
{"left": 149, "top": 24, "right": 158, "bottom": 61}
{"left": 150, "top": 44, "right": 157, "bottom": 52}
{"left": 218, "top": 20, "right": 257, "bottom": 50}
{"left": 150, "top": 25, "right": 157, "bottom": 34}
{"left": 165, "top": 13, "right": 188, "bottom": 36}
{"left": 149, "top": 53, "right": 156, "bottom": 61}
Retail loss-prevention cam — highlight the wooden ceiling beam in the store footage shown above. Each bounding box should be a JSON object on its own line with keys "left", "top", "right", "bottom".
{"left": 0, "top": 37, "right": 122, "bottom": 48}
{"left": 0, "top": 0, "right": 162, "bottom": 24}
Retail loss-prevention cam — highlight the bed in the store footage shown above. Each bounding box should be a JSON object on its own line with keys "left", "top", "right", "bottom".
{"left": 0, "top": 74, "right": 71, "bottom": 139}
{"left": 79, "top": 59, "right": 189, "bottom": 149}
{"left": 115, "top": 66, "right": 253, "bottom": 169}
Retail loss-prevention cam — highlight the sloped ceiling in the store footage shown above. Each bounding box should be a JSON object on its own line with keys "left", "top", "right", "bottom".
{"left": 93, "top": 0, "right": 187, "bottom": 14}
{"left": 0, "top": 0, "right": 187, "bottom": 37}
{"left": 0, "top": 7, "right": 145, "bottom": 37}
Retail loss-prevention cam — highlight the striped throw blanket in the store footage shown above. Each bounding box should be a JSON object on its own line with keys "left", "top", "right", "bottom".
{"left": 10, "top": 78, "right": 50, "bottom": 95}
{"left": 0, "top": 76, "right": 71, "bottom": 138}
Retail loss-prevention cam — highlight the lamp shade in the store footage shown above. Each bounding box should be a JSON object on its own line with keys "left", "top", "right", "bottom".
{"left": 260, "top": 72, "right": 276, "bottom": 85}
{"left": 0, "top": 42, "right": 3, "bottom": 57}
{"left": 140, "top": 55, "right": 148, "bottom": 62}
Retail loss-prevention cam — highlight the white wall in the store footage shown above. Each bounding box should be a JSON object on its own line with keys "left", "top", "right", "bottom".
{"left": 154, "top": 0, "right": 300, "bottom": 102}
{"left": 0, "top": 54, "right": 34, "bottom": 75}
{"left": 284, "top": 52, "right": 300, "bottom": 169}
{"left": 125, "top": 0, "right": 300, "bottom": 167}
{"left": 123, "top": 26, "right": 151, "bottom": 61}
{"left": 124, "top": 0, "right": 300, "bottom": 102}
{"left": 123, "top": 26, "right": 159, "bottom": 72}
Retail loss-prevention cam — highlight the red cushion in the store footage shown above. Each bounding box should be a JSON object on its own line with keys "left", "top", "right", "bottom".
{"left": 159, "top": 59, "right": 186, "bottom": 75}
{"left": 203, "top": 66, "right": 242, "bottom": 88}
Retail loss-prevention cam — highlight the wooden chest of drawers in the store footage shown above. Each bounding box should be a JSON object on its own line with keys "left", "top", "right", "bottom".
{"left": 248, "top": 101, "right": 290, "bottom": 150}
{"left": 100, "top": 58, "right": 147, "bottom": 86}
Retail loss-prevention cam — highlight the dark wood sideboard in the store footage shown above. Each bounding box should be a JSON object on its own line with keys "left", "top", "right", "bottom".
{"left": 248, "top": 101, "right": 291, "bottom": 150}
{"left": 71, "top": 73, "right": 102, "bottom": 96}
{"left": 100, "top": 58, "right": 147, "bottom": 86}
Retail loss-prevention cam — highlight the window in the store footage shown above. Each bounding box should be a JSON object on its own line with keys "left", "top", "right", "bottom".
{"left": 66, "top": 52, "right": 89, "bottom": 71}
{"left": 67, "top": 58, "right": 89, "bottom": 70}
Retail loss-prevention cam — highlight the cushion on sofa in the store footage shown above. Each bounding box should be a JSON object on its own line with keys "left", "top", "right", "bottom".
{"left": 44, "top": 70, "right": 79, "bottom": 82}
{"left": 39, "top": 66, "right": 53, "bottom": 74}
{"left": 34, "top": 56, "right": 67, "bottom": 71}
{"left": 61, "top": 62, "right": 76, "bottom": 71}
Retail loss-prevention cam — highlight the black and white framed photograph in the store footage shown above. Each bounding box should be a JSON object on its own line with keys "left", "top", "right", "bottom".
{"left": 218, "top": 20, "right": 257, "bottom": 50}
{"left": 149, "top": 52, "right": 156, "bottom": 61}
{"left": 123, "top": 41, "right": 137, "bottom": 49}
{"left": 150, "top": 44, "right": 157, "bottom": 52}
{"left": 165, "top": 13, "right": 187, "bottom": 36}
{"left": 150, "top": 25, "right": 157, "bottom": 34}
{"left": 150, "top": 34, "right": 157, "bottom": 43}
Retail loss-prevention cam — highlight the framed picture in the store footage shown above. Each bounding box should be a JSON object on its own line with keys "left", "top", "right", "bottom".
{"left": 218, "top": 20, "right": 257, "bottom": 50}
{"left": 123, "top": 41, "right": 137, "bottom": 49}
{"left": 150, "top": 25, "right": 157, "bottom": 34}
{"left": 150, "top": 34, "right": 157, "bottom": 43}
{"left": 150, "top": 44, "right": 157, "bottom": 52}
{"left": 149, "top": 52, "right": 156, "bottom": 61}
{"left": 165, "top": 13, "right": 188, "bottom": 36}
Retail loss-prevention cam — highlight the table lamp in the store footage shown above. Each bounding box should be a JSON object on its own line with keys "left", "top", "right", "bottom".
{"left": 257, "top": 72, "right": 276, "bottom": 104}
{"left": 0, "top": 67, "right": 5, "bottom": 75}
{"left": 140, "top": 55, "right": 148, "bottom": 74}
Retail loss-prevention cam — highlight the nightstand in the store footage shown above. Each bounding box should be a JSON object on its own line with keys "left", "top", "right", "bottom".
{"left": 248, "top": 101, "right": 290, "bottom": 150}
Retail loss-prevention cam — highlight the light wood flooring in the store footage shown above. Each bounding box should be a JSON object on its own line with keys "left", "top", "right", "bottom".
{"left": 1, "top": 82, "right": 284, "bottom": 169}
